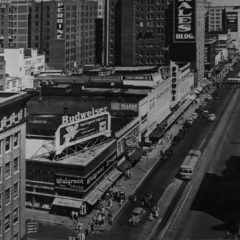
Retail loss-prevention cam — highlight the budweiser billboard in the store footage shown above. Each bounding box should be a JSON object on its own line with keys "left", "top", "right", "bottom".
{"left": 173, "top": 0, "right": 196, "bottom": 43}
{"left": 55, "top": 107, "right": 111, "bottom": 154}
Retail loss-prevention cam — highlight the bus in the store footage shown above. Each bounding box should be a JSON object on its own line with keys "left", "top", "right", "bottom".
{"left": 179, "top": 150, "right": 201, "bottom": 180}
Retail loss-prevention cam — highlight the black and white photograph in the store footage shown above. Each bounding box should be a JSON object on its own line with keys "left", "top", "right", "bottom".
{"left": 0, "top": 0, "right": 240, "bottom": 239}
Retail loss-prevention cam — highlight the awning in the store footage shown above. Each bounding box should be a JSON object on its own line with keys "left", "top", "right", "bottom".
{"left": 108, "top": 168, "right": 122, "bottom": 182}
{"left": 52, "top": 197, "right": 82, "bottom": 208}
{"left": 85, "top": 189, "right": 104, "bottom": 206}
{"left": 117, "top": 160, "right": 132, "bottom": 172}
{"left": 149, "top": 126, "right": 165, "bottom": 140}
{"left": 98, "top": 179, "right": 113, "bottom": 193}
{"left": 128, "top": 147, "right": 144, "bottom": 163}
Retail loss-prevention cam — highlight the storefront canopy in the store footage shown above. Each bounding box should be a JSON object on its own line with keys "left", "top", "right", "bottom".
{"left": 149, "top": 126, "right": 165, "bottom": 141}
{"left": 52, "top": 197, "right": 83, "bottom": 209}
{"left": 98, "top": 179, "right": 113, "bottom": 193}
{"left": 117, "top": 160, "right": 132, "bottom": 172}
{"left": 108, "top": 168, "right": 122, "bottom": 182}
{"left": 128, "top": 147, "right": 144, "bottom": 163}
{"left": 85, "top": 189, "right": 104, "bottom": 206}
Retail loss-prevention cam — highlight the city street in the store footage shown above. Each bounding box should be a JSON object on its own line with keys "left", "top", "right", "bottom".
{"left": 85, "top": 94, "right": 234, "bottom": 239}
{"left": 161, "top": 64, "right": 240, "bottom": 240}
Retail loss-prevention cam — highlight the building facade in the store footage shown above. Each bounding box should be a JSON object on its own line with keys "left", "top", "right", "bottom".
{"left": 0, "top": 0, "right": 30, "bottom": 49}
{"left": 105, "top": 0, "right": 169, "bottom": 66}
{"left": 167, "top": 0, "right": 206, "bottom": 86}
{"left": 1, "top": 48, "right": 45, "bottom": 89}
{"left": 30, "top": 0, "right": 97, "bottom": 70}
{"left": 0, "top": 56, "right": 5, "bottom": 91}
{"left": 0, "top": 91, "right": 30, "bottom": 240}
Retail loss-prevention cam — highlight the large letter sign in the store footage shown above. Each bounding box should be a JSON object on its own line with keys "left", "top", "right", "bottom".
{"left": 173, "top": 0, "right": 196, "bottom": 43}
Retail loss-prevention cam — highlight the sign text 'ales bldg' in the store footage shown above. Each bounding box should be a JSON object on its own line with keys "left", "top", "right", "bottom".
{"left": 173, "top": 0, "right": 196, "bottom": 43}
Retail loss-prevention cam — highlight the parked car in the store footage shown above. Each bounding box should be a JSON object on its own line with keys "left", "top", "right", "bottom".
{"left": 129, "top": 207, "right": 146, "bottom": 225}
{"left": 186, "top": 117, "right": 195, "bottom": 125}
{"left": 202, "top": 110, "right": 209, "bottom": 118}
{"left": 191, "top": 112, "right": 199, "bottom": 120}
{"left": 208, "top": 113, "right": 216, "bottom": 122}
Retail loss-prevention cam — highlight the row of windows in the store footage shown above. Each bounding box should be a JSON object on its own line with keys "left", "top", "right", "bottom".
{"left": 0, "top": 156, "right": 19, "bottom": 181}
{"left": 0, "top": 208, "right": 19, "bottom": 236}
{"left": 0, "top": 132, "right": 20, "bottom": 155}
{"left": 1, "top": 182, "right": 19, "bottom": 207}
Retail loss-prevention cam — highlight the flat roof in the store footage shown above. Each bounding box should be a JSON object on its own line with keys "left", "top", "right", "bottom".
{"left": 26, "top": 139, "right": 115, "bottom": 167}
{"left": 0, "top": 91, "right": 29, "bottom": 107}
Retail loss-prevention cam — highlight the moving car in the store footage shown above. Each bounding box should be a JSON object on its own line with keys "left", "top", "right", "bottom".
{"left": 129, "top": 207, "right": 146, "bottom": 225}
{"left": 208, "top": 113, "right": 216, "bottom": 122}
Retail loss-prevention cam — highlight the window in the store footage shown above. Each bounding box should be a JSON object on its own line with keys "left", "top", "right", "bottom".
{"left": 0, "top": 220, "right": 2, "bottom": 236}
{"left": 13, "top": 182, "right": 19, "bottom": 198}
{"left": 5, "top": 136, "right": 11, "bottom": 152}
{"left": 0, "top": 193, "right": 2, "bottom": 209}
{"left": 4, "top": 162, "right": 10, "bottom": 178}
{"left": 0, "top": 140, "right": 2, "bottom": 155}
{"left": 5, "top": 187, "right": 10, "bottom": 205}
{"left": 13, "top": 157, "right": 19, "bottom": 173}
{"left": 13, "top": 208, "right": 19, "bottom": 224}
{"left": 13, "top": 132, "right": 19, "bottom": 148}
{"left": 0, "top": 166, "right": 2, "bottom": 181}
{"left": 4, "top": 214, "right": 10, "bottom": 231}
{"left": 13, "top": 232, "right": 19, "bottom": 240}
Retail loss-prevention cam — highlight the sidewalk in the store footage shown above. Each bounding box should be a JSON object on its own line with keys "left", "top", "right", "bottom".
{"left": 25, "top": 89, "right": 213, "bottom": 235}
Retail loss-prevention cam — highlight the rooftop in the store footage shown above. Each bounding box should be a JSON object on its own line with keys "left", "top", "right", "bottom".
{"left": 26, "top": 138, "right": 115, "bottom": 167}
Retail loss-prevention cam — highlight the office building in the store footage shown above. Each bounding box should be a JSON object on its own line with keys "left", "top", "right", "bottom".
{"left": 0, "top": 0, "right": 30, "bottom": 48}
{"left": 30, "top": 0, "right": 97, "bottom": 70}
{"left": 167, "top": 0, "right": 206, "bottom": 85}
{"left": 0, "top": 91, "right": 30, "bottom": 240}
{"left": 104, "top": 0, "right": 169, "bottom": 66}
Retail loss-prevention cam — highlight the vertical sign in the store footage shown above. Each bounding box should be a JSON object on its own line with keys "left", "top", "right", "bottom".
{"left": 173, "top": 0, "right": 196, "bottom": 43}
{"left": 57, "top": 1, "right": 64, "bottom": 39}
{"left": 226, "top": 12, "right": 238, "bottom": 32}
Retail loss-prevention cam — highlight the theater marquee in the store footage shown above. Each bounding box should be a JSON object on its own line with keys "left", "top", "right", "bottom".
{"left": 55, "top": 107, "right": 111, "bottom": 155}
{"left": 173, "top": 0, "right": 196, "bottom": 43}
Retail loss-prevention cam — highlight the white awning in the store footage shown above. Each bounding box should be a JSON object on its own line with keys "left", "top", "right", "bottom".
{"left": 108, "top": 168, "right": 122, "bottom": 182}
{"left": 85, "top": 189, "right": 104, "bottom": 205}
{"left": 98, "top": 179, "right": 113, "bottom": 193}
{"left": 52, "top": 197, "right": 82, "bottom": 208}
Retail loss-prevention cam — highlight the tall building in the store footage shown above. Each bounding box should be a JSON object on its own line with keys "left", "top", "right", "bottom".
{"left": 0, "top": 0, "right": 30, "bottom": 48}
{"left": 104, "top": 0, "right": 169, "bottom": 66}
{"left": 0, "top": 56, "right": 5, "bottom": 90}
{"left": 167, "top": 0, "right": 206, "bottom": 85}
{"left": 0, "top": 91, "right": 30, "bottom": 240}
{"left": 30, "top": 0, "right": 98, "bottom": 70}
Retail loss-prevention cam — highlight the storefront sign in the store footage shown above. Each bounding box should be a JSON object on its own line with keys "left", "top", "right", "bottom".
{"left": 125, "top": 135, "right": 138, "bottom": 149}
{"left": 26, "top": 222, "right": 38, "bottom": 234}
{"left": 0, "top": 108, "right": 26, "bottom": 132}
{"left": 54, "top": 154, "right": 117, "bottom": 191}
{"left": 55, "top": 108, "right": 111, "bottom": 155}
{"left": 111, "top": 102, "right": 138, "bottom": 112}
{"left": 227, "top": 12, "right": 238, "bottom": 32}
{"left": 173, "top": 0, "right": 195, "bottom": 43}
{"left": 0, "top": 0, "right": 11, "bottom": 8}
{"left": 56, "top": 1, "right": 64, "bottom": 39}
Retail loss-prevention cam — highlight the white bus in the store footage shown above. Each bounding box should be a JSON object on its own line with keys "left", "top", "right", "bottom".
{"left": 179, "top": 150, "right": 201, "bottom": 180}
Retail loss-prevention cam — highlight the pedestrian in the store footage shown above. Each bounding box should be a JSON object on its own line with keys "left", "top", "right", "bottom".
{"left": 108, "top": 198, "right": 113, "bottom": 208}
{"left": 91, "top": 221, "right": 94, "bottom": 232}
{"left": 75, "top": 211, "right": 79, "bottom": 220}
{"left": 71, "top": 210, "right": 75, "bottom": 220}
{"left": 85, "top": 228, "right": 89, "bottom": 237}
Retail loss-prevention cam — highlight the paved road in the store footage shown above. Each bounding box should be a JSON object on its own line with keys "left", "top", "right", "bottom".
{"left": 167, "top": 88, "right": 240, "bottom": 240}
{"left": 86, "top": 92, "right": 234, "bottom": 240}
{"left": 160, "top": 63, "right": 240, "bottom": 240}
